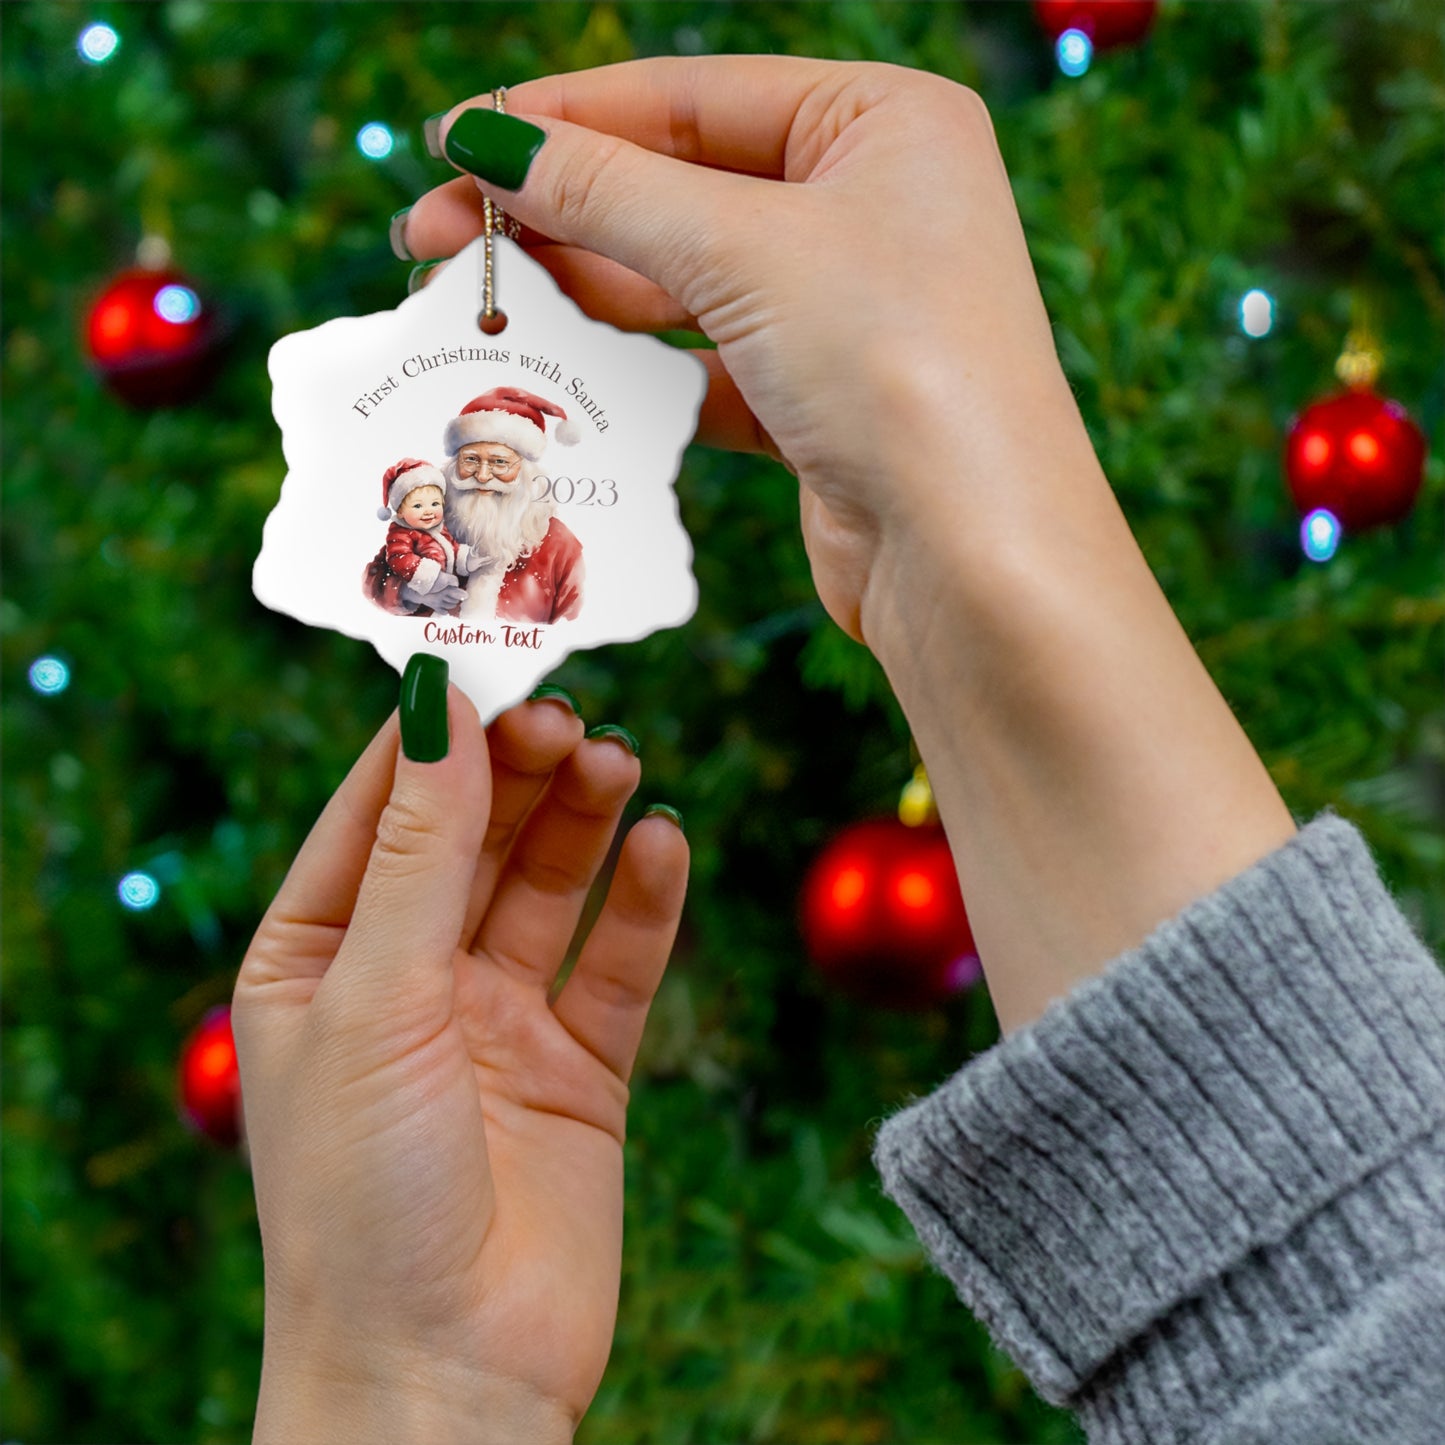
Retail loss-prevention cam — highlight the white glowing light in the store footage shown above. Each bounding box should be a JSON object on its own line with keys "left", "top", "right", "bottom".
{"left": 29, "top": 656, "right": 71, "bottom": 694}
{"left": 357, "top": 123, "right": 395, "bottom": 160}
{"left": 78, "top": 23, "right": 120, "bottom": 64}
{"left": 1057, "top": 29, "right": 1093, "bottom": 77}
{"left": 1240, "top": 289, "right": 1274, "bottom": 338}
{"left": 154, "top": 284, "right": 201, "bottom": 324}
{"left": 1301, "top": 508, "right": 1341, "bottom": 563}
{"left": 118, "top": 872, "right": 161, "bottom": 910}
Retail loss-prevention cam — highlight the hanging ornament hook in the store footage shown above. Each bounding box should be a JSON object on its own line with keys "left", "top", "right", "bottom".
{"left": 1335, "top": 293, "right": 1383, "bottom": 391}
{"left": 898, "top": 762, "right": 938, "bottom": 827}
{"left": 137, "top": 171, "right": 176, "bottom": 270}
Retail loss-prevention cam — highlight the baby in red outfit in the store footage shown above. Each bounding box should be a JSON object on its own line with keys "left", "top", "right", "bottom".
{"left": 363, "top": 458, "right": 488, "bottom": 616}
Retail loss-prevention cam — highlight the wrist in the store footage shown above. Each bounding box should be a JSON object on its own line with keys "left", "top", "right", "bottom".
{"left": 858, "top": 396, "right": 1118, "bottom": 676}
{"left": 254, "top": 1337, "right": 575, "bottom": 1445}
{"left": 855, "top": 343, "right": 1106, "bottom": 647}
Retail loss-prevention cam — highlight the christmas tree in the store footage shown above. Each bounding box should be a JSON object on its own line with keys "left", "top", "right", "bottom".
{"left": 3, "top": 3, "right": 1440, "bottom": 1441}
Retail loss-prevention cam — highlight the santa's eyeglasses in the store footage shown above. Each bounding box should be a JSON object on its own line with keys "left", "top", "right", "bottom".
{"left": 456, "top": 451, "right": 523, "bottom": 478}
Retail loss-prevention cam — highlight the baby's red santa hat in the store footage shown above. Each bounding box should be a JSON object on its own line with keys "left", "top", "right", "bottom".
{"left": 377, "top": 457, "right": 447, "bottom": 520}
{"left": 444, "top": 386, "right": 581, "bottom": 461}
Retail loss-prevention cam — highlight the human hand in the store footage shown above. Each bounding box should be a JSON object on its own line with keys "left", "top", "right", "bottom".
{"left": 409, "top": 569, "right": 469, "bottom": 613}
{"left": 401, "top": 57, "right": 1301, "bottom": 1047}
{"left": 455, "top": 542, "right": 493, "bottom": 576}
{"left": 402, "top": 57, "right": 1095, "bottom": 643}
{"left": 434, "top": 570, "right": 472, "bottom": 612}
{"left": 232, "top": 674, "right": 687, "bottom": 1442}
{"left": 401, "top": 581, "right": 467, "bottom": 613}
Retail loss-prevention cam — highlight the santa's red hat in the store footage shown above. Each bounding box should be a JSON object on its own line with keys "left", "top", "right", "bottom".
{"left": 444, "top": 386, "right": 581, "bottom": 461}
{"left": 377, "top": 457, "right": 447, "bottom": 521}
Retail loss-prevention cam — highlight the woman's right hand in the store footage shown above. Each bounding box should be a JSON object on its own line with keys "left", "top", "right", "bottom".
{"left": 400, "top": 57, "right": 1096, "bottom": 644}
{"left": 404, "top": 56, "right": 1300, "bottom": 1039}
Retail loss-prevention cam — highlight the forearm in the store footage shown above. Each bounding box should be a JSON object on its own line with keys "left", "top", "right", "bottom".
{"left": 860, "top": 390, "right": 1296, "bottom": 1033}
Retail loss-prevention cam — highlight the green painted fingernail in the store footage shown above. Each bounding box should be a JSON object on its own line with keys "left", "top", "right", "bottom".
{"left": 407, "top": 260, "right": 445, "bottom": 295}
{"left": 400, "top": 654, "right": 449, "bottom": 762}
{"left": 443, "top": 107, "right": 546, "bottom": 191}
{"left": 423, "top": 112, "right": 446, "bottom": 160}
{"left": 528, "top": 684, "right": 581, "bottom": 715}
{"left": 585, "top": 723, "right": 639, "bottom": 756}
{"left": 388, "top": 206, "right": 413, "bottom": 261}
{"left": 644, "top": 804, "right": 684, "bottom": 834}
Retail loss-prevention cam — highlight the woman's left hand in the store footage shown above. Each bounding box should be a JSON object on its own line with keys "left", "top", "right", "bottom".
{"left": 232, "top": 682, "right": 687, "bottom": 1443}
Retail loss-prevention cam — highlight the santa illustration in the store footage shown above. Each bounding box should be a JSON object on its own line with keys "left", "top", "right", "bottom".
{"left": 441, "top": 386, "right": 586, "bottom": 624}
{"left": 362, "top": 457, "right": 489, "bottom": 616}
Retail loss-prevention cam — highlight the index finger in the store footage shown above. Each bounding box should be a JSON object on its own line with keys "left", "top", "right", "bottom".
{"left": 465, "top": 54, "right": 852, "bottom": 180}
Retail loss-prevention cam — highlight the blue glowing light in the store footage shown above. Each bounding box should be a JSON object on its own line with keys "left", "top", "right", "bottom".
{"left": 28, "top": 656, "right": 71, "bottom": 695}
{"left": 357, "top": 123, "right": 395, "bottom": 160}
{"left": 1301, "top": 508, "right": 1341, "bottom": 563}
{"left": 1057, "top": 28, "right": 1093, "bottom": 77}
{"left": 118, "top": 871, "right": 161, "bottom": 910}
{"left": 154, "top": 284, "right": 201, "bottom": 324}
{"left": 78, "top": 23, "right": 120, "bottom": 64}
{"left": 1240, "top": 289, "right": 1274, "bottom": 338}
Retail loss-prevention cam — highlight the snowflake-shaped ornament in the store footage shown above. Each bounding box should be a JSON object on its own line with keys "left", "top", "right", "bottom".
{"left": 257, "top": 235, "right": 707, "bottom": 721}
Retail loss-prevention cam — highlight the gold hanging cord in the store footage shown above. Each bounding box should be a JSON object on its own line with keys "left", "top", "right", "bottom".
{"left": 480, "top": 87, "right": 522, "bottom": 330}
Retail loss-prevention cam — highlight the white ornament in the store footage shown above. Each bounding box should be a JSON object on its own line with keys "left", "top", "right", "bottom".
{"left": 257, "top": 235, "right": 707, "bottom": 721}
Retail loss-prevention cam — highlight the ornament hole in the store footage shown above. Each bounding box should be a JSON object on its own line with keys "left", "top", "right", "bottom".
{"left": 477, "top": 309, "right": 509, "bottom": 336}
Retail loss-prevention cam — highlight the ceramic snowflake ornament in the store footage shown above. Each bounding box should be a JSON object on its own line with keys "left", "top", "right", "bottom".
{"left": 257, "top": 235, "right": 707, "bottom": 721}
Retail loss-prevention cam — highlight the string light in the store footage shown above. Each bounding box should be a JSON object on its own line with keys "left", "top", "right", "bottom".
{"left": 1057, "top": 29, "right": 1093, "bottom": 76}
{"left": 1240, "top": 289, "right": 1275, "bottom": 338}
{"left": 356, "top": 122, "right": 395, "bottom": 160}
{"left": 118, "top": 872, "right": 161, "bottom": 910}
{"left": 78, "top": 23, "right": 119, "bottom": 64}
{"left": 153, "top": 284, "right": 201, "bottom": 324}
{"left": 28, "top": 656, "right": 71, "bottom": 695}
{"left": 1301, "top": 508, "right": 1342, "bottom": 563}
{"left": 945, "top": 952, "right": 984, "bottom": 992}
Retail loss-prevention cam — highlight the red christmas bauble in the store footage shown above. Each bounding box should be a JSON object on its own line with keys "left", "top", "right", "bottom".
{"left": 1284, "top": 388, "right": 1426, "bottom": 532}
{"left": 178, "top": 1005, "right": 242, "bottom": 1147}
{"left": 85, "top": 267, "right": 219, "bottom": 406}
{"left": 1033, "top": 0, "right": 1158, "bottom": 50}
{"left": 800, "top": 818, "right": 980, "bottom": 1010}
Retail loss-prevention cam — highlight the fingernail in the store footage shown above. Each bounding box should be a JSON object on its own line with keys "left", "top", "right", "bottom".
{"left": 388, "top": 206, "right": 413, "bottom": 261}
{"left": 423, "top": 112, "right": 446, "bottom": 160}
{"left": 644, "top": 804, "right": 684, "bottom": 834}
{"left": 443, "top": 107, "right": 546, "bottom": 191}
{"left": 585, "top": 723, "right": 639, "bottom": 756}
{"left": 528, "top": 684, "right": 581, "bottom": 716}
{"left": 407, "top": 260, "right": 445, "bottom": 295}
{"left": 400, "top": 654, "right": 449, "bottom": 762}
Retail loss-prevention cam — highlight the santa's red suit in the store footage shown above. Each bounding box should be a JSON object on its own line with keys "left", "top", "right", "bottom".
{"left": 363, "top": 520, "right": 462, "bottom": 616}
{"left": 495, "top": 517, "right": 584, "bottom": 624}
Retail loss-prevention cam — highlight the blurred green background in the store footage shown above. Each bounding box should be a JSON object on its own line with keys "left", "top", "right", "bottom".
{"left": 2, "top": 2, "right": 1441, "bottom": 1441}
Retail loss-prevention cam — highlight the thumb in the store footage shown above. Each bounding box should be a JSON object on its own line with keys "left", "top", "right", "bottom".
{"left": 324, "top": 658, "right": 489, "bottom": 1032}
{"left": 439, "top": 104, "right": 761, "bottom": 318}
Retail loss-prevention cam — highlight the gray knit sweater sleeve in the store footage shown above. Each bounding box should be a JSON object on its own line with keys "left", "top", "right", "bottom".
{"left": 871, "top": 812, "right": 1445, "bottom": 1443}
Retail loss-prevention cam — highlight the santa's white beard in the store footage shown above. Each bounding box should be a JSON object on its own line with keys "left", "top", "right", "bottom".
{"left": 442, "top": 457, "right": 555, "bottom": 619}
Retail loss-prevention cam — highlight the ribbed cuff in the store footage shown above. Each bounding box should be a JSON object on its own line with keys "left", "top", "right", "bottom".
{"left": 871, "top": 812, "right": 1445, "bottom": 1428}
